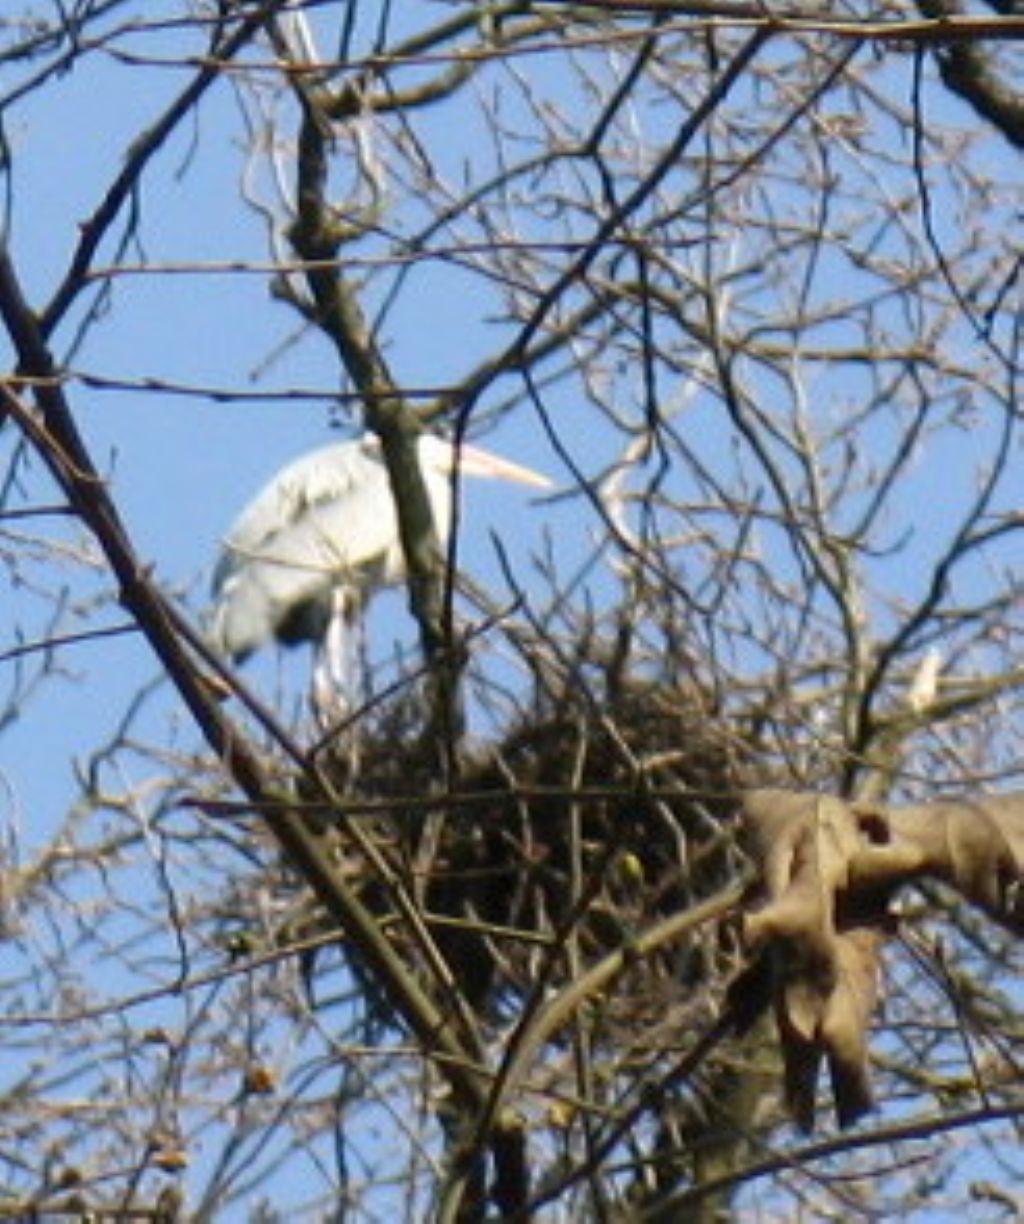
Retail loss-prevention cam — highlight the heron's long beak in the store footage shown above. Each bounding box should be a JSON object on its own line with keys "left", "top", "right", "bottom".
{"left": 452, "top": 443, "right": 553, "bottom": 490}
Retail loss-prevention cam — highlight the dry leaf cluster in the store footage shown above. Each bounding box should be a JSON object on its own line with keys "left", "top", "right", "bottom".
{"left": 737, "top": 788, "right": 1024, "bottom": 1130}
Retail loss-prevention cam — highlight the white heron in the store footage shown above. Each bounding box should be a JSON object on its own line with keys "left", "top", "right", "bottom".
{"left": 209, "top": 432, "right": 551, "bottom": 714}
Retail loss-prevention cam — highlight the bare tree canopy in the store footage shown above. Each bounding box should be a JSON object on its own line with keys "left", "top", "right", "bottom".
{"left": 1, "top": 1, "right": 1022, "bottom": 1219}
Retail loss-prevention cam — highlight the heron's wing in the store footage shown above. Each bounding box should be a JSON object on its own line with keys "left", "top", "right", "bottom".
{"left": 215, "top": 441, "right": 373, "bottom": 576}
{"left": 210, "top": 447, "right": 406, "bottom": 659}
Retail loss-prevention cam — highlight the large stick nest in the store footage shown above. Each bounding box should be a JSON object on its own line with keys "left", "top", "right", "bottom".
{"left": 316, "top": 667, "right": 757, "bottom": 1026}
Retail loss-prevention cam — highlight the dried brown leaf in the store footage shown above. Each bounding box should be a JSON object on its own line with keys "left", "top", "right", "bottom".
{"left": 738, "top": 791, "right": 889, "bottom": 1130}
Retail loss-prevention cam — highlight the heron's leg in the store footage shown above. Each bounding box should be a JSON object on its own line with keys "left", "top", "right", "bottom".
{"left": 311, "top": 590, "right": 365, "bottom": 771}
{"left": 326, "top": 590, "right": 355, "bottom": 693}
{"left": 311, "top": 645, "right": 343, "bottom": 730}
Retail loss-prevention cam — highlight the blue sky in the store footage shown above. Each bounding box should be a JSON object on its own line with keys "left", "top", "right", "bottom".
{"left": 0, "top": 10, "right": 583, "bottom": 845}
{"left": 1, "top": 2, "right": 1022, "bottom": 1216}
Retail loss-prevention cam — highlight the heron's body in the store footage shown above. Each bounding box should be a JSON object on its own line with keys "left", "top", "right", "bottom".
{"left": 211, "top": 435, "right": 456, "bottom": 661}
{"left": 210, "top": 434, "right": 549, "bottom": 693}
